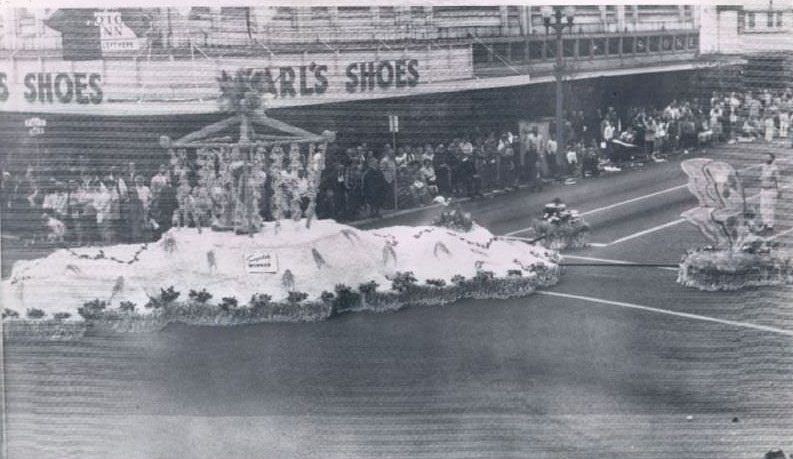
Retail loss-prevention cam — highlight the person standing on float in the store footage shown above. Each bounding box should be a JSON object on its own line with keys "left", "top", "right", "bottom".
{"left": 760, "top": 152, "right": 781, "bottom": 232}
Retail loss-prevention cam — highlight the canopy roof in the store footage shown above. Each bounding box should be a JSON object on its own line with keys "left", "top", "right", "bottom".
{"left": 166, "top": 112, "right": 333, "bottom": 149}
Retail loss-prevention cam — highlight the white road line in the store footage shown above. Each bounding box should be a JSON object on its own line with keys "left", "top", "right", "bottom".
{"left": 562, "top": 255, "right": 678, "bottom": 271}
{"left": 605, "top": 218, "right": 687, "bottom": 245}
{"left": 504, "top": 185, "right": 688, "bottom": 236}
{"left": 588, "top": 184, "right": 793, "bottom": 246}
{"left": 578, "top": 185, "right": 689, "bottom": 217}
{"left": 536, "top": 290, "right": 793, "bottom": 337}
{"left": 768, "top": 227, "right": 793, "bottom": 240}
{"left": 502, "top": 164, "right": 778, "bottom": 239}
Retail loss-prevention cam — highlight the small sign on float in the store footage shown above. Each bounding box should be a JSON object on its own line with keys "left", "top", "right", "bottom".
{"left": 245, "top": 252, "right": 279, "bottom": 274}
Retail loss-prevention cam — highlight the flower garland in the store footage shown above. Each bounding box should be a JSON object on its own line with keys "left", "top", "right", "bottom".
{"left": 66, "top": 243, "right": 150, "bottom": 265}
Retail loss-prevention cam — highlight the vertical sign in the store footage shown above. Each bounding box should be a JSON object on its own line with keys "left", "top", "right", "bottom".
{"left": 388, "top": 114, "right": 399, "bottom": 133}
{"left": 388, "top": 113, "right": 399, "bottom": 210}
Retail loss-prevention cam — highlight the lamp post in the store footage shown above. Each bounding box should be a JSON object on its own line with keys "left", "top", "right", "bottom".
{"left": 542, "top": 6, "right": 575, "bottom": 174}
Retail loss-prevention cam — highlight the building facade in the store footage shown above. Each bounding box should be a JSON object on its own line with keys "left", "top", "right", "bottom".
{"left": 0, "top": 6, "right": 705, "bottom": 167}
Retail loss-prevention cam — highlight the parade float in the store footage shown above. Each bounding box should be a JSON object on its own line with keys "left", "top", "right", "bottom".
{"left": 677, "top": 158, "right": 793, "bottom": 291}
{"left": 2, "top": 70, "right": 560, "bottom": 333}
{"left": 525, "top": 199, "right": 590, "bottom": 250}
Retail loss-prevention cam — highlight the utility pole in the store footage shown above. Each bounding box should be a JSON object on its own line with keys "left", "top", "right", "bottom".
{"left": 542, "top": 6, "right": 576, "bottom": 174}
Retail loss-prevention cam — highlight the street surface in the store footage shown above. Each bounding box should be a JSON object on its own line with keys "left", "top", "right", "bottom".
{"left": 3, "top": 142, "right": 792, "bottom": 458}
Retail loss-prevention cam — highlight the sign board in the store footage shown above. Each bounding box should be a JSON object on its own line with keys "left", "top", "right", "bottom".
{"left": 24, "top": 117, "right": 46, "bottom": 137}
{"left": 95, "top": 11, "right": 143, "bottom": 53}
{"left": 388, "top": 114, "right": 399, "bottom": 133}
{"left": 0, "top": 46, "right": 474, "bottom": 113}
{"left": 245, "top": 251, "right": 278, "bottom": 274}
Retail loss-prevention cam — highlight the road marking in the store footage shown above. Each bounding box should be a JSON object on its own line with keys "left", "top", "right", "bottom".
{"left": 536, "top": 290, "right": 793, "bottom": 337}
{"left": 562, "top": 255, "right": 678, "bottom": 271}
{"left": 605, "top": 218, "right": 687, "bottom": 245}
{"left": 502, "top": 164, "right": 777, "bottom": 239}
{"left": 589, "top": 184, "right": 793, "bottom": 246}
{"left": 768, "top": 227, "right": 793, "bottom": 240}
{"left": 578, "top": 185, "right": 688, "bottom": 217}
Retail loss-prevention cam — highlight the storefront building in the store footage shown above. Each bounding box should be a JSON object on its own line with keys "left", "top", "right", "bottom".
{"left": 1, "top": 6, "right": 703, "bottom": 171}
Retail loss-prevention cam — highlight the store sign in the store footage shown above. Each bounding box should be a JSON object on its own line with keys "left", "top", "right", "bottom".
{"left": 95, "top": 11, "right": 142, "bottom": 53}
{"left": 0, "top": 47, "right": 474, "bottom": 113}
{"left": 24, "top": 117, "right": 47, "bottom": 137}
{"left": 245, "top": 251, "right": 278, "bottom": 274}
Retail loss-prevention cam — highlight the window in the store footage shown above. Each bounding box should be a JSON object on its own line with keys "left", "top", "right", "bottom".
{"left": 649, "top": 36, "right": 660, "bottom": 52}
{"left": 529, "top": 40, "right": 543, "bottom": 60}
{"left": 675, "top": 35, "right": 685, "bottom": 50}
{"left": 311, "top": 7, "right": 331, "bottom": 21}
{"left": 688, "top": 34, "right": 698, "bottom": 50}
{"left": 636, "top": 37, "right": 647, "bottom": 53}
{"left": 189, "top": 7, "right": 211, "bottom": 21}
{"left": 545, "top": 40, "right": 556, "bottom": 58}
{"left": 662, "top": 36, "right": 672, "bottom": 51}
{"left": 563, "top": 39, "right": 576, "bottom": 58}
{"left": 579, "top": 38, "right": 592, "bottom": 58}
{"left": 493, "top": 43, "right": 509, "bottom": 60}
{"left": 622, "top": 36, "right": 634, "bottom": 54}
{"left": 510, "top": 42, "right": 525, "bottom": 61}
{"left": 593, "top": 38, "right": 605, "bottom": 56}
{"left": 273, "top": 7, "right": 296, "bottom": 21}
{"left": 768, "top": 11, "right": 774, "bottom": 27}
{"left": 748, "top": 12, "right": 755, "bottom": 28}
{"left": 379, "top": 7, "right": 396, "bottom": 21}
{"left": 338, "top": 7, "right": 370, "bottom": 20}
{"left": 411, "top": 6, "right": 427, "bottom": 19}
{"left": 607, "top": 37, "right": 619, "bottom": 55}
{"left": 777, "top": 12, "right": 783, "bottom": 27}
{"left": 473, "top": 43, "right": 490, "bottom": 64}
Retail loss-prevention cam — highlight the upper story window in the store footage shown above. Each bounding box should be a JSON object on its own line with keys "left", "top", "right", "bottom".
{"left": 311, "top": 7, "right": 331, "bottom": 21}
{"left": 767, "top": 11, "right": 774, "bottom": 27}
{"left": 777, "top": 12, "right": 783, "bottom": 27}
{"left": 748, "top": 12, "right": 755, "bottom": 28}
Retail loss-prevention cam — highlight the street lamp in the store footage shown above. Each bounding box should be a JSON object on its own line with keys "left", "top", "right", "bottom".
{"left": 542, "top": 6, "right": 575, "bottom": 175}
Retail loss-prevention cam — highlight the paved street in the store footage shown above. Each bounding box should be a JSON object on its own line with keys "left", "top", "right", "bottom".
{"left": 4, "top": 142, "right": 793, "bottom": 459}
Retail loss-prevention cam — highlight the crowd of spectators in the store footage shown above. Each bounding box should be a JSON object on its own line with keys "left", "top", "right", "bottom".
{"left": 318, "top": 88, "right": 793, "bottom": 221}
{"left": 2, "top": 87, "right": 791, "bottom": 246}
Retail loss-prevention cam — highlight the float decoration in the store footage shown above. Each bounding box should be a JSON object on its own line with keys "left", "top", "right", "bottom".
{"left": 677, "top": 158, "right": 793, "bottom": 290}
{"left": 529, "top": 198, "right": 590, "bottom": 250}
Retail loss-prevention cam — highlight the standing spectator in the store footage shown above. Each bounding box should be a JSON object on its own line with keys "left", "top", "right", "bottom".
{"left": 764, "top": 114, "right": 776, "bottom": 142}
{"left": 151, "top": 180, "right": 178, "bottom": 238}
{"left": 433, "top": 144, "right": 453, "bottom": 197}
{"left": 457, "top": 147, "right": 479, "bottom": 198}
{"left": 361, "top": 157, "right": 387, "bottom": 218}
{"left": 150, "top": 164, "right": 170, "bottom": 197}
{"left": 346, "top": 158, "right": 364, "bottom": 220}
{"left": 760, "top": 152, "right": 781, "bottom": 232}
{"left": 127, "top": 184, "right": 147, "bottom": 242}
{"left": 380, "top": 151, "right": 397, "bottom": 209}
{"left": 94, "top": 181, "right": 115, "bottom": 244}
{"left": 603, "top": 120, "right": 616, "bottom": 161}
{"left": 779, "top": 109, "right": 790, "bottom": 139}
{"left": 546, "top": 134, "right": 559, "bottom": 177}
{"left": 134, "top": 176, "right": 152, "bottom": 220}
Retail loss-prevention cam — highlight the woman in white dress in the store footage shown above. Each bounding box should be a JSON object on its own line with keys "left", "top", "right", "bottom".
{"left": 760, "top": 152, "right": 781, "bottom": 232}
